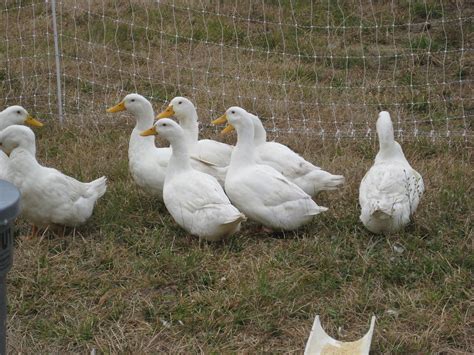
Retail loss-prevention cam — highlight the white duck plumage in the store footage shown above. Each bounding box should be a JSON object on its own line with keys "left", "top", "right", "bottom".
{"left": 0, "top": 105, "right": 43, "bottom": 181}
{"left": 107, "top": 94, "right": 227, "bottom": 199}
{"left": 0, "top": 125, "right": 106, "bottom": 227}
{"left": 359, "top": 111, "right": 424, "bottom": 234}
{"left": 249, "top": 114, "right": 345, "bottom": 196}
{"left": 212, "top": 112, "right": 344, "bottom": 196}
{"left": 141, "top": 119, "right": 245, "bottom": 241}
{"left": 157, "top": 96, "right": 233, "bottom": 167}
{"left": 107, "top": 94, "right": 171, "bottom": 199}
{"left": 220, "top": 107, "right": 327, "bottom": 231}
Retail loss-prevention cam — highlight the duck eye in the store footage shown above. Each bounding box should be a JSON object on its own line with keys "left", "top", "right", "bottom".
{"left": 178, "top": 101, "right": 182, "bottom": 105}
{"left": 231, "top": 111, "right": 235, "bottom": 114}
{"left": 162, "top": 123, "right": 167, "bottom": 126}
{"left": 131, "top": 99, "right": 135, "bottom": 102}
{"left": 17, "top": 111, "right": 21, "bottom": 114}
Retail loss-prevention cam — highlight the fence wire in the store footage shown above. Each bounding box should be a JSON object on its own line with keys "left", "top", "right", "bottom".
{"left": 0, "top": 0, "right": 472, "bottom": 141}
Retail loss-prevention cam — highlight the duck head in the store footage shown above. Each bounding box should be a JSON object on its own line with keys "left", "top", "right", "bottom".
{"left": 0, "top": 125, "right": 36, "bottom": 156}
{"left": 140, "top": 118, "right": 184, "bottom": 144}
{"left": 0, "top": 106, "right": 43, "bottom": 131}
{"left": 212, "top": 106, "right": 254, "bottom": 136}
{"left": 107, "top": 93, "right": 153, "bottom": 115}
{"left": 156, "top": 97, "right": 196, "bottom": 122}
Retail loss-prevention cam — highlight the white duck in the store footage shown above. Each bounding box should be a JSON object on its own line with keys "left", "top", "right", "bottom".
{"left": 218, "top": 107, "right": 327, "bottom": 231}
{"left": 359, "top": 111, "right": 424, "bottom": 234}
{"left": 156, "top": 96, "right": 233, "bottom": 166}
{"left": 140, "top": 119, "right": 246, "bottom": 241}
{"left": 212, "top": 112, "right": 344, "bottom": 197}
{"left": 107, "top": 94, "right": 227, "bottom": 198}
{"left": 0, "top": 125, "right": 107, "bottom": 231}
{"left": 0, "top": 105, "right": 43, "bottom": 181}
{"left": 107, "top": 94, "right": 171, "bottom": 199}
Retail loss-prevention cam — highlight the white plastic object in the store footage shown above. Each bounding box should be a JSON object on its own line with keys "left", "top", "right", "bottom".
{"left": 304, "top": 315, "right": 376, "bottom": 355}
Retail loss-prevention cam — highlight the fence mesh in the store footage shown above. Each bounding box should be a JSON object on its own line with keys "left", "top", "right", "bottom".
{"left": 0, "top": 0, "right": 472, "bottom": 141}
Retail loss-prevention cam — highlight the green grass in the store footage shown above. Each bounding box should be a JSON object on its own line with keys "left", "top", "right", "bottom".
{"left": 1, "top": 0, "right": 472, "bottom": 351}
{"left": 0, "top": 1, "right": 470, "bottom": 137}
{"left": 6, "top": 121, "right": 472, "bottom": 353}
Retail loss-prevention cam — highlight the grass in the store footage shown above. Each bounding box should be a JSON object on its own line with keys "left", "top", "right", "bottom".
{"left": 6, "top": 117, "right": 473, "bottom": 353}
{"left": 1, "top": 0, "right": 472, "bottom": 352}
{"left": 0, "top": 1, "right": 471, "bottom": 137}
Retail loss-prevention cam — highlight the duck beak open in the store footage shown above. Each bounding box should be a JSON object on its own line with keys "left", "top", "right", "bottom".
{"left": 211, "top": 114, "right": 227, "bottom": 125}
{"left": 156, "top": 105, "right": 174, "bottom": 119}
{"left": 140, "top": 127, "right": 157, "bottom": 137}
{"left": 25, "top": 115, "right": 44, "bottom": 127}
{"left": 106, "top": 101, "right": 126, "bottom": 113}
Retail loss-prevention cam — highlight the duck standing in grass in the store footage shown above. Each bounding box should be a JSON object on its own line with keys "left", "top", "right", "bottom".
{"left": 141, "top": 119, "right": 245, "bottom": 241}
{"left": 0, "top": 105, "right": 43, "bottom": 181}
{"left": 107, "top": 94, "right": 172, "bottom": 199}
{"left": 216, "top": 107, "right": 327, "bottom": 231}
{"left": 359, "top": 111, "right": 424, "bottom": 234}
{"left": 212, "top": 111, "right": 344, "bottom": 196}
{"left": 0, "top": 125, "right": 107, "bottom": 236}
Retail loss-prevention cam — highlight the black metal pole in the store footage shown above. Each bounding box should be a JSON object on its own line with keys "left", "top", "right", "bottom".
{"left": 0, "top": 275, "right": 6, "bottom": 354}
{"left": 0, "top": 180, "right": 21, "bottom": 355}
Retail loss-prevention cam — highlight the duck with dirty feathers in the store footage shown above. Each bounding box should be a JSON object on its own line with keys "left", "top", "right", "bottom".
{"left": 0, "top": 125, "right": 107, "bottom": 236}
{"left": 359, "top": 111, "right": 424, "bottom": 234}
{"left": 141, "top": 119, "right": 245, "bottom": 241}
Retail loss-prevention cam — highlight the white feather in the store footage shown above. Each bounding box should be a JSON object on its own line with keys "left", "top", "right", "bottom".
{"left": 359, "top": 111, "right": 424, "bottom": 234}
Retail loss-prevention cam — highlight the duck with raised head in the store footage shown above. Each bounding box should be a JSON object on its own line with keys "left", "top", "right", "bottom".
{"left": 107, "top": 94, "right": 172, "bottom": 199}
{"left": 216, "top": 106, "right": 327, "bottom": 231}
{"left": 156, "top": 96, "right": 233, "bottom": 167}
{"left": 108, "top": 94, "right": 227, "bottom": 198}
{"left": 140, "top": 119, "right": 245, "bottom": 241}
{"left": 359, "top": 111, "right": 424, "bottom": 234}
{"left": 212, "top": 112, "right": 344, "bottom": 196}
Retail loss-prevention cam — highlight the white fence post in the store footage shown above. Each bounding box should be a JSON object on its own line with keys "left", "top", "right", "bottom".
{"left": 50, "top": 0, "right": 64, "bottom": 124}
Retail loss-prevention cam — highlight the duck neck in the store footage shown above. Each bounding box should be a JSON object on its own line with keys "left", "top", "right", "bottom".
{"left": 177, "top": 110, "right": 199, "bottom": 150}
{"left": 0, "top": 115, "right": 16, "bottom": 131}
{"left": 167, "top": 134, "right": 192, "bottom": 179}
{"left": 8, "top": 148, "right": 40, "bottom": 175}
{"left": 252, "top": 115, "right": 267, "bottom": 146}
{"left": 231, "top": 125, "right": 256, "bottom": 169}
{"left": 376, "top": 115, "right": 397, "bottom": 161}
{"left": 130, "top": 104, "right": 157, "bottom": 155}
{"left": 376, "top": 141, "right": 408, "bottom": 165}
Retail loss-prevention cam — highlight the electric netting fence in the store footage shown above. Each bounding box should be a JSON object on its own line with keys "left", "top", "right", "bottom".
{"left": 0, "top": 0, "right": 472, "bottom": 141}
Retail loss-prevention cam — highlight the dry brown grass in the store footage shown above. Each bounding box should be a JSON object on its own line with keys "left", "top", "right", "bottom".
{"left": 1, "top": 0, "right": 472, "bottom": 138}
{"left": 4, "top": 115, "right": 473, "bottom": 353}
{"left": 1, "top": 1, "right": 473, "bottom": 353}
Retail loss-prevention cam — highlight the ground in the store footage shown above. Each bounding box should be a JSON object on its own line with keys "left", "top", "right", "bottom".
{"left": 1, "top": 0, "right": 472, "bottom": 353}
{"left": 6, "top": 121, "right": 472, "bottom": 353}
